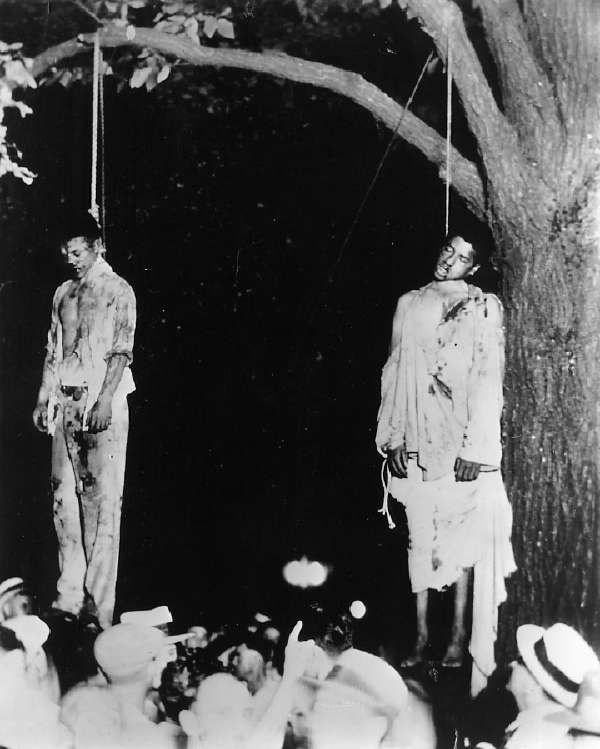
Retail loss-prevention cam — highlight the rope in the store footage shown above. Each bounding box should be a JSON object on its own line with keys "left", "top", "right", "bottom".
{"left": 288, "top": 52, "right": 433, "bottom": 373}
{"left": 99, "top": 50, "right": 106, "bottom": 248}
{"left": 89, "top": 32, "right": 100, "bottom": 228}
{"left": 335, "top": 51, "right": 434, "bottom": 270}
{"left": 444, "top": 26, "right": 453, "bottom": 237}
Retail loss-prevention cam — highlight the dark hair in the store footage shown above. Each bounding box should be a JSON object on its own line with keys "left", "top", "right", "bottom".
{"left": 0, "top": 624, "right": 25, "bottom": 653}
{"left": 60, "top": 212, "right": 102, "bottom": 244}
{"left": 299, "top": 602, "right": 353, "bottom": 655}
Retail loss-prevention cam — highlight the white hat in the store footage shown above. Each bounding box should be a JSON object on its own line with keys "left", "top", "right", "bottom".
{"left": 120, "top": 606, "right": 173, "bottom": 627}
{"left": 3, "top": 615, "right": 49, "bottom": 655}
{"left": 547, "top": 669, "right": 600, "bottom": 734}
{"left": 94, "top": 623, "right": 166, "bottom": 679}
{"left": 516, "top": 623, "right": 600, "bottom": 708}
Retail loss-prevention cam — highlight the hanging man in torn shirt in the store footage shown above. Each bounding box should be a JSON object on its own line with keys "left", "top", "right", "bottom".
{"left": 33, "top": 213, "right": 136, "bottom": 630}
{"left": 376, "top": 234, "right": 516, "bottom": 695}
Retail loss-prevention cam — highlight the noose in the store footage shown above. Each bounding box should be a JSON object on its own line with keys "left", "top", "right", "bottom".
{"left": 89, "top": 32, "right": 106, "bottom": 249}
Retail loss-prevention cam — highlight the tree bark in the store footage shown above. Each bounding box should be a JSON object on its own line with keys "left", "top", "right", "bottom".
{"left": 496, "top": 171, "right": 600, "bottom": 652}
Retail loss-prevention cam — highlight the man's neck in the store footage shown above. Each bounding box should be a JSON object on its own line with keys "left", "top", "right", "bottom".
{"left": 429, "top": 278, "right": 468, "bottom": 295}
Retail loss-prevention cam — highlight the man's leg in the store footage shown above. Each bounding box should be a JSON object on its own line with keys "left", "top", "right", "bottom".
{"left": 442, "top": 567, "right": 471, "bottom": 667}
{"left": 51, "top": 404, "right": 87, "bottom": 615}
{"left": 80, "top": 399, "right": 129, "bottom": 629}
{"left": 401, "top": 589, "right": 429, "bottom": 667}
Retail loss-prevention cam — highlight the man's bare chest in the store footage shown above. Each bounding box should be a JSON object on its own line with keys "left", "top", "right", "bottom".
{"left": 58, "top": 283, "right": 108, "bottom": 330}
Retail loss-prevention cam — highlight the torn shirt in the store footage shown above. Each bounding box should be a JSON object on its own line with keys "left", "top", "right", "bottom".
{"left": 376, "top": 281, "right": 505, "bottom": 480}
{"left": 44, "top": 257, "right": 136, "bottom": 432}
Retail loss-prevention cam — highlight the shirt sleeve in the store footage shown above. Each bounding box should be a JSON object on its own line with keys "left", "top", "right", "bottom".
{"left": 44, "top": 284, "right": 66, "bottom": 381}
{"left": 458, "top": 294, "right": 505, "bottom": 467}
{"left": 376, "top": 292, "right": 414, "bottom": 452}
{"left": 105, "top": 281, "right": 136, "bottom": 362}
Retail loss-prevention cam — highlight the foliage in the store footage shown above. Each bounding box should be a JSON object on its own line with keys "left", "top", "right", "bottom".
{"left": 0, "top": 40, "right": 36, "bottom": 184}
{"left": 0, "top": 0, "right": 406, "bottom": 184}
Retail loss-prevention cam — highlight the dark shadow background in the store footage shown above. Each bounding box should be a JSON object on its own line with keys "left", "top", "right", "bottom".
{"left": 0, "top": 3, "right": 495, "bottom": 651}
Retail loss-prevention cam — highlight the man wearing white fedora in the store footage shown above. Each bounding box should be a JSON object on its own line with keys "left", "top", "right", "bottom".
{"left": 501, "top": 623, "right": 600, "bottom": 749}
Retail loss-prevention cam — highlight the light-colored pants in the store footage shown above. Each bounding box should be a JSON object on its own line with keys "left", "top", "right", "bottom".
{"left": 51, "top": 389, "right": 128, "bottom": 629}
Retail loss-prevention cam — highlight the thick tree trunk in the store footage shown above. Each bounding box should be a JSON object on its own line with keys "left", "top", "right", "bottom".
{"left": 496, "top": 172, "right": 600, "bottom": 655}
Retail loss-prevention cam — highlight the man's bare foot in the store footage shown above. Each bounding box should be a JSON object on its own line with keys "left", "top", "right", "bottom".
{"left": 441, "top": 639, "right": 465, "bottom": 668}
{"left": 401, "top": 634, "right": 427, "bottom": 668}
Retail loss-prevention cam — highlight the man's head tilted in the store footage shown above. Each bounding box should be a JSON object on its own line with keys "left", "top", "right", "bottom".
{"left": 59, "top": 212, "right": 105, "bottom": 279}
{"left": 433, "top": 235, "right": 480, "bottom": 282}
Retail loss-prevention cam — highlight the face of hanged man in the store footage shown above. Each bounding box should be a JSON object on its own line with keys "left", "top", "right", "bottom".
{"left": 61, "top": 236, "right": 102, "bottom": 280}
{"left": 433, "top": 236, "right": 478, "bottom": 282}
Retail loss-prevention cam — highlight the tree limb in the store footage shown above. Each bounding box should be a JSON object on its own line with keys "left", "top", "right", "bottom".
{"left": 476, "top": 0, "right": 562, "bottom": 167}
{"left": 31, "top": 25, "right": 486, "bottom": 218}
{"left": 403, "top": 0, "right": 537, "bottom": 228}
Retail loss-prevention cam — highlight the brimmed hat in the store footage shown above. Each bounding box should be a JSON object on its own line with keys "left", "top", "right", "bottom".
{"left": 547, "top": 670, "right": 600, "bottom": 735}
{"left": 120, "top": 606, "right": 173, "bottom": 627}
{"left": 516, "top": 623, "right": 600, "bottom": 708}
{"left": 3, "top": 615, "right": 49, "bottom": 656}
{"left": 94, "top": 623, "right": 168, "bottom": 679}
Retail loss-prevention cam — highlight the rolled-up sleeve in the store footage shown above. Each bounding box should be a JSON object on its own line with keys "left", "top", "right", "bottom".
{"left": 105, "top": 282, "right": 136, "bottom": 362}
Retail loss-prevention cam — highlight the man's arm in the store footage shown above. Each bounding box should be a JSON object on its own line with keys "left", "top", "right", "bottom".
{"left": 33, "top": 287, "right": 62, "bottom": 433}
{"left": 385, "top": 294, "right": 412, "bottom": 477}
{"left": 86, "top": 354, "right": 129, "bottom": 432}
{"left": 245, "top": 622, "right": 315, "bottom": 749}
{"left": 87, "top": 281, "right": 136, "bottom": 433}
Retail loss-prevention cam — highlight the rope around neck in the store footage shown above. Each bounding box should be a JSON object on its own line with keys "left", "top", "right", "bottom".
{"left": 444, "top": 24, "right": 453, "bottom": 237}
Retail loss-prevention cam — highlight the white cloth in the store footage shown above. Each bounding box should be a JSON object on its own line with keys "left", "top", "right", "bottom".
{"left": 376, "top": 281, "right": 516, "bottom": 695}
{"left": 377, "top": 282, "right": 504, "bottom": 478}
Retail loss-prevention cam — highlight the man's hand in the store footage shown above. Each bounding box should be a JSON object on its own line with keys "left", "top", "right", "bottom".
{"left": 387, "top": 444, "right": 408, "bottom": 478}
{"left": 87, "top": 396, "right": 112, "bottom": 433}
{"left": 454, "top": 458, "right": 481, "bottom": 482}
{"left": 282, "top": 620, "right": 316, "bottom": 682}
{"left": 32, "top": 403, "right": 48, "bottom": 433}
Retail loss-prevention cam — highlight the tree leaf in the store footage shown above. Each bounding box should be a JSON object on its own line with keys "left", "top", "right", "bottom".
{"left": 203, "top": 16, "right": 218, "bottom": 38}
{"left": 216, "top": 18, "right": 235, "bottom": 39}
{"left": 130, "top": 66, "right": 153, "bottom": 88}
{"left": 3, "top": 60, "right": 37, "bottom": 88}
{"left": 157, "top": 64, "right": 170, "bottom": 83}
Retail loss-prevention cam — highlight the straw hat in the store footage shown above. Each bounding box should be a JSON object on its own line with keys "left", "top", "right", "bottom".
{"left": 516, "top": 623, "right": 600, "bottom": 708}
{"left": 547, "top": 670, "right": 600, "bottom": 735}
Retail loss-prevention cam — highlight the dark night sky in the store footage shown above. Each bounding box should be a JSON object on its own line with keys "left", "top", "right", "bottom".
{"left": 0, "top": 5, "right": 492, "bottom": 639}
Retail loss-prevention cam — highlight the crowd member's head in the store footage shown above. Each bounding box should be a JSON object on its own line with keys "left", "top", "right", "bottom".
{"left": 179, "top": 672, "right": 253, "bottom": 747}
{"left": 0, "top": 623, "right": 26, "bottom": 687}
{"left": 94, "top": 623, "right": 171, "bottom": 691}
{"left": 509, "top": 623, "right": 600, "bottom": 711}
{"left": 298, "top": 601, "right": 353, "bottom": 680}
{"left": 0, "top": 578, "right": 34, "bottom": 623}
{"left": 0, "top": 625, "right": 70, "bottom": 749}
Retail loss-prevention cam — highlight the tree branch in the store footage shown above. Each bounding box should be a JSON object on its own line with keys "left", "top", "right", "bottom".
{"left": 477, "top": 0, "right": 561, "bottom": 167}
{"left": 31, "top": 25, "right": 485, "bottom": 218}
{"left": 403, "top": 0, "right": 537, "bottom": 228}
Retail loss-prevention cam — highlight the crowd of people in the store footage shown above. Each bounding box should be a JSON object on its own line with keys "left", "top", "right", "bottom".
{"left": 0, "top": 576, "right": 599, "bottom": 749}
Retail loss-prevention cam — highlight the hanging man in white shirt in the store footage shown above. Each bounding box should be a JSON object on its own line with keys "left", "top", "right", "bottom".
{"left": 33, "top": 214, "right": 136, "bottom": 630}
{"left": 376, "top": 235, "right": 516, "bottom": 693}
